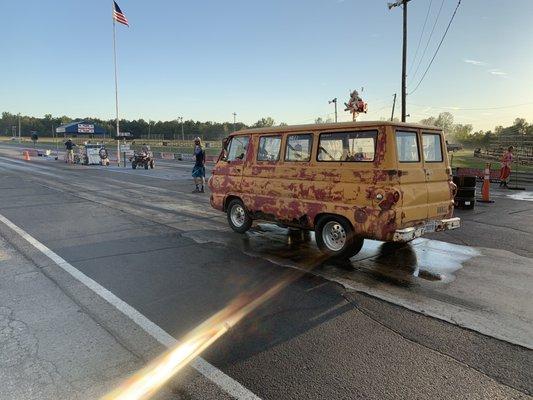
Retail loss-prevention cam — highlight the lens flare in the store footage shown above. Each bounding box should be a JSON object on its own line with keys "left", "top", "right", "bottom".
{"left": 101, "top": 266, "right": 319, "bottom": 400}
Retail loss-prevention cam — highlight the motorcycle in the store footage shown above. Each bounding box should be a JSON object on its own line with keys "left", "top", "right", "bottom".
{"left": 130, "top": 151, "right": 154, "bottom": 170}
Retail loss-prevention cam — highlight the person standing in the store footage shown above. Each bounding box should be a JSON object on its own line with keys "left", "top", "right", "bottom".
{"left": 192, "top": 137, "right": 206, "bottom": 193}
{"left": 499, "top": 146, "right": 514, "bottom": 188}
{"left": 64, "top": 138, "right": 76, "bottom": 164}
{"left": 141, "top": 143, "right": 151, "bottom": 154}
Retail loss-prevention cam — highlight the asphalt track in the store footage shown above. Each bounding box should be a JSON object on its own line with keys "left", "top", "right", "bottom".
{"left": 0, "top": 144, "right": 531, "bottom": 399}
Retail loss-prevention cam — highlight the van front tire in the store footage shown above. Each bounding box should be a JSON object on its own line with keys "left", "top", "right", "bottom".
{"left": 227, "top": 199, "right": 252, "bottom": 234}
{"left": 315, "top": 216, "right": 364, "bottom": 260}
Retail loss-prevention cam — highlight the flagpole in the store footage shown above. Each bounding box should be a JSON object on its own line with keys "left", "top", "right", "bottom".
{"left": 112, "top": 13, "right": 121, "bottom": 166}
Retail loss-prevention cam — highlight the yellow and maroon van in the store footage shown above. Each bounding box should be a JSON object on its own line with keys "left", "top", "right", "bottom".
{"left": 208, "top": 121, "right": 460, "bottom": 259}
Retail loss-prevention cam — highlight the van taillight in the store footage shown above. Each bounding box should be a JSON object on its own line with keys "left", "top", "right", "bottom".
{"left": 393, "top": 191, "right": 401, "bottom": 203}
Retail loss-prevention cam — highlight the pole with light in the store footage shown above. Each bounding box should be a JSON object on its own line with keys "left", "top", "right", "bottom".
{"left": 328, "top": 98, "right": 338, "bottom": 123}
{"left": 176, "top": 117, "right": 184, "bottom": 141}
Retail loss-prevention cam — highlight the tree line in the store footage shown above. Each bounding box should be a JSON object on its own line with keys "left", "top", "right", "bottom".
{"left": 2, "top": 110, "right": 530, "bottom": 148}
{"left": 418, "top": 112, "right": 532, "bottom": 148}
{"left": 0, "top": 112, "right": 281, "bottom": 141}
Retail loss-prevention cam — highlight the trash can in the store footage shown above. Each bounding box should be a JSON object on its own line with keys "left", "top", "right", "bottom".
{"left": 453, "top": 175, "right": 476, "bottom": 210}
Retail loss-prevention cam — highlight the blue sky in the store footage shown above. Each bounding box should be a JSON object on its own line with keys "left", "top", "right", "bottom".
{"left": 1, "top": 0, "right": 532, "bottom": 130}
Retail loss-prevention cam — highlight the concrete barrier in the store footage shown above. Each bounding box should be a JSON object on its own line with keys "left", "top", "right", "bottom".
{"left": 160, "top": 152, "right": 175, "bottom": 160}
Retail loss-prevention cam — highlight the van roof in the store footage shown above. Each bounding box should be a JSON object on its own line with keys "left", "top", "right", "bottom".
{"left": 234, "top": 120, "right": 442, "bottom": 136}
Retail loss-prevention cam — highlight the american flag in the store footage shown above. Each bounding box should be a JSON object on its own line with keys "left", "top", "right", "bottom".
{"left": 113, "top": 1, "right": 129, "bottom": 26}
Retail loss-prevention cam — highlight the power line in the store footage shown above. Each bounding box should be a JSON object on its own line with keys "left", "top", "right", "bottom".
{"left": 407, "top": 0, "right": 433, "bottom": 77}
{"left": 409, "top": 0, "right": 462, "bottom": 95}
{"left": 409, "top": 0, "right": 445, "bottom": 85}
{"left": 408, "top": 101, "right": 533, "bottom": 111}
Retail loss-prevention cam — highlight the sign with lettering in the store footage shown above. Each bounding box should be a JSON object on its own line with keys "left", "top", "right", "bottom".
{"left": 78, "top": 124, "right": 95, "bottom": 134}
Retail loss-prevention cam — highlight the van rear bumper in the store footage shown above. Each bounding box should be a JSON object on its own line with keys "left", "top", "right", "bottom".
{"left": 392, "top": 217, "right": 461, "bottom": 242}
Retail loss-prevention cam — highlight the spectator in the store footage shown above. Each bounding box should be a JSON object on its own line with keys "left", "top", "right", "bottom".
{"left": 499, "top": 146, "right": 514, "bottom": 188}
{"left": 192, "top": 137, "right": 206, "bottom": 193}
{"left": 64, "top": 138, "right": 76, "bottom": 164}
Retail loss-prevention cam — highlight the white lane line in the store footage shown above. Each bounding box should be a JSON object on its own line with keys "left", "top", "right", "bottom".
{"left": 0, "top": 213, "right": 261, "bottom": 400}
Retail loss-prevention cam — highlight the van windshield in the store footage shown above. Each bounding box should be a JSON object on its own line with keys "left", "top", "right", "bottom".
{"left": 318, "top": 130, "right": 377, "bottom": 162}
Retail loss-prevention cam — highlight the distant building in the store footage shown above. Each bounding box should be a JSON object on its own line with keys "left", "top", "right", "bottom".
{"left": 56, "top": 121, "right": 106, "bottom": 137}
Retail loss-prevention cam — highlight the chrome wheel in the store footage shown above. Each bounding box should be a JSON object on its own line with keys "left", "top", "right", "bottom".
{"left": 322, "top": 221, "right": 347, "bottom": 252}
{"left": 230, "top": 204, "right": 246, "bottom": 228}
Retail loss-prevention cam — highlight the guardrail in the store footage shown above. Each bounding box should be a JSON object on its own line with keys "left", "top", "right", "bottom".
{"left": 454, "top": 167, "right": 533, "bottom": 185}
{"left": 21, "top": 147, "right": 219, "bottom": 165}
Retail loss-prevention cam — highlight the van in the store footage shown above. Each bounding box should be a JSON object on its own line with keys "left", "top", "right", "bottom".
{"left": 208, "top": 121, "right": 460, "bottom": 259}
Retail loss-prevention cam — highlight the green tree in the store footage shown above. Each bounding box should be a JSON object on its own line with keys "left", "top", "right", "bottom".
{"left": 435, "top": 112, "right": 454, "bottom": 135}
{"left": 452, "top": 124, "right": 473, "bottom": 143}
{"left": 252, "top": 117, "right": 275, "bottom": 128}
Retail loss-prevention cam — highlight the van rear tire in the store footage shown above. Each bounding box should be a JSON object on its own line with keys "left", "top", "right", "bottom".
{"left": 227, "top": 199, "right": 252, "bottom": 234}
{"left": 315, "top": 216, "right": 364, "bottom": 260}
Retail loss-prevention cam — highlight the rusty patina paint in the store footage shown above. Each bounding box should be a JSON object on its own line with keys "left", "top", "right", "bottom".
{"left": 209, "top": 122, "right": 455, "bottom": 242}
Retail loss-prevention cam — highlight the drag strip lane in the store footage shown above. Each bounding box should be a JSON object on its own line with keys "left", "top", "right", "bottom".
{"left": 1, "top": 152, "right": 533, "bottom": 349}
{"left": 0, "top": 211, "right": 262, "bottom": 400}
{"left": 0, "top": 162, "right": 532, "bottom": 399}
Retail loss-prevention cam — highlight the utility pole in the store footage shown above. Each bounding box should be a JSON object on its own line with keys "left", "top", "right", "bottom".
{"left": 18, "top": 113, "right": 21, "bottom": 143}
{"left": 388, "top": 0, "right": 410, "bottom": 122}
{"left": 391, "top": 93, "right": 397, "bottom": 121}
{"left": 329, "top": 98, "right": 338, "bottom": 123}
{"left": 176, "top": 117, "right": 184, "bottom": 141}
{"left": 233, "top": 112, "right": 237, "bottom": 132}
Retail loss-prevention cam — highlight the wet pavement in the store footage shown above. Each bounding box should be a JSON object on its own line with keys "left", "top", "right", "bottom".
{"left": 0, "top": 146, "right": 532, "bottom": 399}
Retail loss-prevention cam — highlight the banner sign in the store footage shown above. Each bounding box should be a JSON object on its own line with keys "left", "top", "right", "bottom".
{"left": 78, "top": 124, "right": 95, "bottom": 134}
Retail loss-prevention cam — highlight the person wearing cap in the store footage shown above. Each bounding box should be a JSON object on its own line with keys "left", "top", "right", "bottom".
{"left": 64, "top": 138, "right": 76, "bottom": 164}
{"left": 192, "top": 137, "right": 206, "bottom": 193}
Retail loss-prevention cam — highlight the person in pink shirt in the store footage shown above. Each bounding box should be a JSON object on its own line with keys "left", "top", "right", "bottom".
{"left": 499, "top": 146, "right": 514, "bottom": 188}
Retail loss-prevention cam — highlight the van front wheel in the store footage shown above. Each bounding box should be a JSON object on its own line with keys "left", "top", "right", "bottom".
{"left": 316, "top": 217, "right": 364, "bottom": 259}
{"left": 227, "top": 199, "right": 252, "bottom": 234}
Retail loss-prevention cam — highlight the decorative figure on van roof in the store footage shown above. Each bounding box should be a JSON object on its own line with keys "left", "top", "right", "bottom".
{"left": 344, "top": 89, "right": 368, "bottom": 121}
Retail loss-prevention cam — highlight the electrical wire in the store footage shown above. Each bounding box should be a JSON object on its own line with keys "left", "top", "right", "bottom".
{"left": 407, "top": 0, "right": 433, "bottom": 77}
{"left": 409, "top": 0, "right": 445, "bottom": 85}
{"left": 408, "top": 101, "right": 533, "bottom": 111}
{"left": 409, "top": 0, "right": 462, "bottom": 95}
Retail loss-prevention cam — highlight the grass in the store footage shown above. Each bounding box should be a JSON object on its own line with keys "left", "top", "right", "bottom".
{"left": 449, "top": 149, "right": 533, "bottom": 172}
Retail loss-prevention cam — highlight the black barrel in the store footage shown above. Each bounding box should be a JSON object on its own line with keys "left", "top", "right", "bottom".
{"left": 453, "top": 175, "right": 476, "bottom": 210}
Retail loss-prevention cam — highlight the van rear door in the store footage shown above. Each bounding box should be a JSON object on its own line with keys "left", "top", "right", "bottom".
{"left": 421, "top": 131, "right": 450, "bottom": 219}
{"left": 395, "top": 130, "right": 428, "bottom": 224}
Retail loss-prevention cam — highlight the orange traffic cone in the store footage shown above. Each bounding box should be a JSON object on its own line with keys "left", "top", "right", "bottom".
{"left": 23, "top": 151, "right": 30, "bottom": 161}
{"left": 478, "top": 162, "right": 494, "bottom": 203}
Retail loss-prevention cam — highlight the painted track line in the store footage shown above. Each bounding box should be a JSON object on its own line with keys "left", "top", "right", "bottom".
{"left": 0, "top": 213, "right": 261, "bottom": 400}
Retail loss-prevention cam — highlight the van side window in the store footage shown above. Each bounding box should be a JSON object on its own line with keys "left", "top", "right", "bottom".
{"left": 257, "top": 136, "right": 282, "bottom": 161}
{"left": 285, "top": 134, "right": 312, "bottom": 162}
{"left": 226, "top": 136, "right": 250, "bottom": 161}
{"left": 318, "top": 131, "right": 376, "bottom": 162}
{"left": 422, "top": 133, "right": 443, "bottom": 162}
{"left": 396, "top": 131, "right": 420, "bottom": 162}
